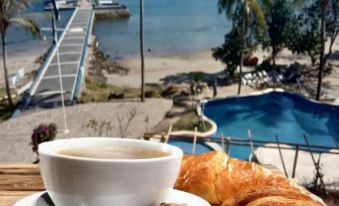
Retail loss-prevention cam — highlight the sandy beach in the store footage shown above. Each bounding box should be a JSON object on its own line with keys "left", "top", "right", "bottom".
{"left": 108, "top": 47, "right": 330, "bottom": 89}
{"left": 0, "top": 36, "right": 337, "bottom": 104}
{"left": 107, "top": 37, "right": 339, "bottom": 97}
{"left": 105, "top": 51, "right": 225, "bottom": 88}
{"left": 0, "top": 40, "right": 50, "bottom": 89}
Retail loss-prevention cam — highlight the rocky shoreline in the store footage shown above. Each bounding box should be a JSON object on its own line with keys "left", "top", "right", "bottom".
{"left": 94, "top": 8, "right": 131, "bottom": 20}
{"left": 88, "top": 37, "right": 130, "bottom": 83}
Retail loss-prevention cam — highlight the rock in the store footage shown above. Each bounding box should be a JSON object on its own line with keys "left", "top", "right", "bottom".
{"left": 161, "top": 84, "right": 191, "bottom": 98}
{"left": 108, "top": 92, "right": 125, "bottom": 100}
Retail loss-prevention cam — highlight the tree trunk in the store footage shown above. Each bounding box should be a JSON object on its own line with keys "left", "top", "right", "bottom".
{"left": 238, "top": 11, "right": 246, "bottom": 95}
{"left": 139, "top": 0, "right": 145, "bottom": 102}
{"left": 309, "top": 51, "right": 317, "bottom": 66}
{"left": 1, "top": 34, "right": 14, "bottom": 107}
{"left": 272, "top": 47, "right": 277, "bottom": 66}
{"left": 316, "top": 0, "right": 328, "bottom": 101}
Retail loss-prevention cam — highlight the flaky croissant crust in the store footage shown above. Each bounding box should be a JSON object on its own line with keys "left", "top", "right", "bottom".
{"left": 174, "top": 152, "right": 325, "bottom": 206}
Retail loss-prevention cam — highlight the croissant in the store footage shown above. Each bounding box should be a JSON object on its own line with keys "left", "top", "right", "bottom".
{"left": 174, "top": 152, "right": 325, "bottom": 206}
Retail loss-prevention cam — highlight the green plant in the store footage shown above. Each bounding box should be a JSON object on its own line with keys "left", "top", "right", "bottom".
{"left": 259, "top": 0, "right": 295, "bottom": 66}
{"left": 255, "top": 58, "right": 271, "bottom": 71}
{"left": 287, "top": 7, "right": 321, "bottom": 66}
{"left": 315, "top": 0, "right": 339, "bottom": 100}
{"left": 31, "top": 123, "right": 57, "bottom": 163}
{"left": 117, "top": 107, "right": 138, "bottom": 137}
{"left": 85, "top": 119, "right": 113, "bottom": 137}
{"left": 212, "top": 29, "right": 242, "bottom": 78}
{"left": 216, "top": 0, "right": 266, "bottom": 94}
{"left": 192, "top": 72, "right": 203, "bottom": 83}
{"left": 171, "top": 112, "right": 212, "bottom": 133}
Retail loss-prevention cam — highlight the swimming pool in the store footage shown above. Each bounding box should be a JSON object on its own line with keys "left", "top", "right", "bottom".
{"left": 168, "top": 138, "right": 214, "bottom": 154}
{"left": 203, "top": 91, "right": 339, "bottom": 160}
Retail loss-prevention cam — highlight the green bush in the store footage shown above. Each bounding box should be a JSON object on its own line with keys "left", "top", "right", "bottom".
{"left": 212, "top": 29, "right": 241, "bottom": 78}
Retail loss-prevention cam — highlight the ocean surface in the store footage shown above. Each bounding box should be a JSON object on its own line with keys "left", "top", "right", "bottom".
{"left": 95, "top": 0, "right": 231, "bottom": 59}
{"left": 1, "top": 0, "right": 231, "bottom": 59}
{"left": 0, "top": 5, "right": 73, "bottom": 56}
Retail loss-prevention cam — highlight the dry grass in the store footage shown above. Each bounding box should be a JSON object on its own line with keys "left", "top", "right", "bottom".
{"left": 0, "top": 90, "right": 20, "bottom": 122}
{"left": 172, "top": 111, "right": 212, "bottom": 132}
{"left": 158, "top": 111, "right": 212, "bottom": 133}
{"left": 79, "top": 77, "right": 162, "bottom": 103}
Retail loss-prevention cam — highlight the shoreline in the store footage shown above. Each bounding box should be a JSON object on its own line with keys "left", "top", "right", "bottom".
{"left": 0, "top": 40, "right": 50, "bottom": 89}
{"left": 106, "top": 50, "right": 225, "bottom": 88}
{"left": 107, "top": 38, "right": 339, "bottom": 91}
{"left": 1, "top": 32, "right": 338, "bottom": 98}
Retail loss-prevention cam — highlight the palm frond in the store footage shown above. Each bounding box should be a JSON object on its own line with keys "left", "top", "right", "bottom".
{"left": 16, "top": 0, "right": 30, "bottom": 10}
{"left": 248, "top": 0, "right": 265, "bottom": 27}
{"left": 218, "top": 0, "right": 238, "bottom": 19}
{"left": 292, "top": 0, "right": 305, "bottom": 8}
{"left": 9, "top": 17, "right": 40, "bottom": 34}
{"left": 0, "top": 0, "right": 28, "bottom": 19}
{"left": 261, "top": 0, "right": 272, "bottom": 10}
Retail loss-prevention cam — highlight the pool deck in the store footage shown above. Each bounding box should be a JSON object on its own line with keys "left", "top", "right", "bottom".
{"left": 255, "top": 144, "right": 339, "bottom": 190}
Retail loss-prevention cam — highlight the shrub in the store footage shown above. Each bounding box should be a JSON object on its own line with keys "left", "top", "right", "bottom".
{"left": 192, "top": 72, "right": 203, "bottom": 83}
{"left": 31, "top": 123, "right": 57, "bottom": 153}
{"left": 212, "top": 29, "right": 241, "bottom": 78}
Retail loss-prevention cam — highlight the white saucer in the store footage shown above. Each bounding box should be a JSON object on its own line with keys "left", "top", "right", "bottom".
{"left": 14, "top": 189, "right": 211, "bottom": 206}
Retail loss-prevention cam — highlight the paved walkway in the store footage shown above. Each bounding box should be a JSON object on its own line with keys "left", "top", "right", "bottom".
{"left": 255, "top": 144, "right": 339, "bottom": 190}
{"left": 25, "top": 8, "right": 93, "bottom": 109}
{"left": 1, "top": 99, "right": 172, "bottom": 163}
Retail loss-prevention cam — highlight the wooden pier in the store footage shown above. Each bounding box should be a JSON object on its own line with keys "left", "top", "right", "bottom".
{"left": 24, "top": 8, "right": 94, "bottom": 108}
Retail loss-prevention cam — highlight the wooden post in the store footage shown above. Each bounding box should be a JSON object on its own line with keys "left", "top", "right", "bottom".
{"left": 140, "top": 0, "right": 145, "bottom": 102}
{"left": 221, "top": 133, "right": 225, "bottom": 152}
{"left": 226, "top": 137, "right": 231, "bottom": 155}
{"left": 192, "top": 127, "right": 198, "bottom": 154}
{"left": 292, "top": 145, "right": 299, "bottom": 178}
{"left": 164, "top": 125, "right": 172, "bottom": 144}
{"left": 248, "top": 129, "right": 255, "bottom": 161}
{"left": 303, "top": 134, "right": 326, "bottom": 193}
{"left": 275, "top": 134, "right": 288, "bottom": 177}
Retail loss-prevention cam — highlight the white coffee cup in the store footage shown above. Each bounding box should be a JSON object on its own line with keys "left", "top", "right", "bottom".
{"left": 38, "top": 138, "right": 183, "bottom": 206}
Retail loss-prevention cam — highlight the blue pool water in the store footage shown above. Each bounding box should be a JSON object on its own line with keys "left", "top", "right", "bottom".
{"left": 168, "top": 138, "right": 214, "bottom": 154}
{"left": 203, "top": 91, "right": 339, "bottom": 160}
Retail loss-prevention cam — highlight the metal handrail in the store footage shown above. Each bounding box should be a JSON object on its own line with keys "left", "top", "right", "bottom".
{"left": 72, "top": 8, "right": 94, "bottom": 103}
{"left": 24, "top": 8, "right": 79, "bottom": 107}
{"left": 166, "top": 134, "right": 339, "bottom": 179}
{"left": 167, "top": 135, "right": 339, "bottom": 155}
{"left": 210, "top": 137, "right": 338, "bottom": 153}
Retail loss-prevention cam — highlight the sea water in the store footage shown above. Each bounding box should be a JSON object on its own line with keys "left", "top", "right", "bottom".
{"left": 0, "top": 6, "right": 73, "bottom": 58}
{"left": 1, "top": 0, "right": 231, "bottom": 60}
{"left": 94, "top": 0, "right": 231, "bottom": 59}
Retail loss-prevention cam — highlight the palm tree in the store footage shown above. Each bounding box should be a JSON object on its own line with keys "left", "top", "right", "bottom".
{"left": 316, "top": 0, "right": 329, "bottom": 101}
{"left": 218, "top": 0, "right": 265, "bottom": 95}
{"left": 0, "top": 0, "right": 39, "bottom": 107}
{"left": 139, "top": 0, "right": 145, "bottom": 102}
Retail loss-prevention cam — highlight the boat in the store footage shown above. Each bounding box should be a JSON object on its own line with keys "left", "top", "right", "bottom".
{"left": 93, "top": 0, "right": 127, "bottom": 9}
{"left": 44, "top": 0, "right": 78, "bottom": 10}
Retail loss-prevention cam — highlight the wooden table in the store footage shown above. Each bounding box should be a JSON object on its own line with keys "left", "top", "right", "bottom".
{"left": 0, "top": 163, "right": 283, "bottom": 206}
{"left": 0, "top": 164, "right": 44, "bottom": 206}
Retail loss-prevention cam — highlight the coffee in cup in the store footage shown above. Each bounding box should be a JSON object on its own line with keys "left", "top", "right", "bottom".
{"left": 38, "top": 138, "right": 183, "bottom": 206}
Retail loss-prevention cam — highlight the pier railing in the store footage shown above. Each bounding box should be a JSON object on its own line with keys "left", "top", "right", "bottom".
{"left": 72, "top": 8, "right": 94, "bottom": 103}
{"left": 23, "top": 8, "right": 79, "bottom": 106}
